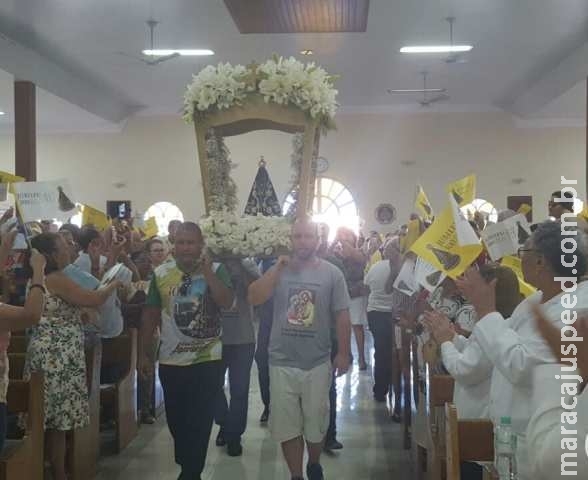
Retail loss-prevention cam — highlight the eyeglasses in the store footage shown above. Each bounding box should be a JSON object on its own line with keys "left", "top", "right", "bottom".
{"left": 517, "top": 247, "right": 537, "bottom": 258}
{"left": 178, "top": 274, "right": 192, "bottom": 296}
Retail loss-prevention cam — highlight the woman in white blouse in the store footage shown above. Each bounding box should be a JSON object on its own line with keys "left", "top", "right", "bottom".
{"left": 456, "top": 221, "right": 588, "bottom": 479}
{"left": 526, "top": 304, "right": 587, "bottom": 478}
{"left": 425, "top": 264, "right": 522, "bottom": 420}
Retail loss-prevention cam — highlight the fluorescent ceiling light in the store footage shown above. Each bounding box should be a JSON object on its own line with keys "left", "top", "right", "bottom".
{"left": 387, "top": 88, "right": 446, "bottom": 94}
{"left": 0, "top": 111, "right": 5, "bottom": 116}
{"left": 400, "top": 45, "right": 472, "bottom": 54}
{"left": 142, "top": 49, "right": 214, "bottom": 56}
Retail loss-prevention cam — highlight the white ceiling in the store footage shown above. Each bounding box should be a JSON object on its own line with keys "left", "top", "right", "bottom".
{"left": 0, "top": 0, "right": 586, "bottom": 132}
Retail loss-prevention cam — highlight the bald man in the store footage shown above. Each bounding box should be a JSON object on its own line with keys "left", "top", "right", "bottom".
{"left": 249, "top": 219, "right": 352, "bottom": 480}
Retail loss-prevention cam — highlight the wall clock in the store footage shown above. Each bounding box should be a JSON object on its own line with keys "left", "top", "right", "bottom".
{"left": 316, "top": 156, "right": 329, "bottom": 175}
{"left": 375, "top": 203, "right": 396, "bottom": 225}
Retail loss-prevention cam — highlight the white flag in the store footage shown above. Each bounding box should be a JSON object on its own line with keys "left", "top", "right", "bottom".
{"left": 449, "top": 193, "right": 480, "bottom": 246}
{"left": 481, "top": 213, "right": 531, "bottom": 261}
{"left": 393, "top": 257, "right": 419, "bottom": 295}
{"left": 13, "top": 180, "right": 77, "bottom": 223}
{"left": 414, "top": 257, "right": 447, "bottom": 292}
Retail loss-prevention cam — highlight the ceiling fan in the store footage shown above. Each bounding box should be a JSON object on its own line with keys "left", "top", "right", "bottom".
{"left": 444, "top": 17, "right": 468, "bottom": 64}
{"left": 117, "top": 19, "right": 180, "bottom": 66}
{"left": 387, "top": 71, "right": 450, "bottom": 107}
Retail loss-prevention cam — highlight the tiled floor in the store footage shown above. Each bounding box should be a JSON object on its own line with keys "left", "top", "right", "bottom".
{"left": 96, "top": 342, "right": 412, "bottom": 480}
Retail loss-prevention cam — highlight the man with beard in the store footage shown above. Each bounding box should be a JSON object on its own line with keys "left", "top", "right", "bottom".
{"left": 248, "top": 218, "right": 351, "bottom": 480}
{"left": 140, "top": 222, "right": 233, "bottom": 480}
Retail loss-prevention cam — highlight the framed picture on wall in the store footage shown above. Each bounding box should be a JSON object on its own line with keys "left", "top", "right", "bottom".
{"left": 507, "top": 195, "right": 532, "bottom": 223}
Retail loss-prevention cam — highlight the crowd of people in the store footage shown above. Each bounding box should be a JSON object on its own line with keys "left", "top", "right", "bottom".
{"left": 0, "top": 188, "right": 585, "bottom": 480}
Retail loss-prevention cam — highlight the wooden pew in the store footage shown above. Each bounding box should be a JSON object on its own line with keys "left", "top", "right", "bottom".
{"left": 0, "top": 372, "right": 44, "bottom": 480}
{"left": 410, "top": 337, "right": 428, "bottom": 480}
{"left": 411, "top": 358, "right": 455, "bottom": 480}
{"left": 8, "top": 353, "right": 26, "bottom": 380}
{"left": 445, "top": 403, "right": 494, "bottom": 480}
{"left": 398, "top": 326, "right": 414, "bottom": 450}
{"left": 424, "top": 368, "right": 455, "bottom": 480}
{"left": 68, "top": 341, "right": 102, "bottom": 480}
{"left": 100, "top": 329, "right": 138, "bottom": 453}
{"left": 7, "top": 335, "right": 27, "bottom": 354}
{"left": 135, "top": 329, "right": 164, "bottom": 419}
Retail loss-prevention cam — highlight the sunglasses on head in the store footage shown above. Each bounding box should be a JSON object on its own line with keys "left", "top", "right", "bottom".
{"left": 179, "top": 274, "right": 192, "bottom": 296}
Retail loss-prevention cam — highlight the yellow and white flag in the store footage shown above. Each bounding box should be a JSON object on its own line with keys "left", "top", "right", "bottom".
{"left": 81, "top": 204, "right": 110, "bottom": 231}
{"left": 141, "top": 217, "right": 159, "bottom": 238}
{"left": 449, "top": 193, "right": 480, "bottom": 246}
{"left": 0, "top": 170, "right": 25, "bottom": 201}
{"left": 12, "top": 179, "right": 77, "bottom": 223}
{"left": 577, "top": 203, "right": 588, "bottom": 222}
{"left": 410, "top": 206, "right": 483, "bottom": 278}
{"left": 517, "top": 203, "right": 532, "bottom": 216}
{"left": 500, "top": 255, "right": 536, "bottom": 298}
{"left": 400, "top": 218, "right": 423, "bottom": 253}
{"left": 415, "top": 185, "right": 434, "bottom": 221}
{"left": 446, "top": 174, "right": 476, "bottom": 207}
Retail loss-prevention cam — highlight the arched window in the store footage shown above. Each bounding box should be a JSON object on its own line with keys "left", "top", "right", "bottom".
{"left": 144, "top": 202, "right": 184, "bottom": 236}
{"left": 461, "top": 198, "right": 497, "bottom": 223}
{"left": 283, "top": 177, "right": 359, "bottom": 241}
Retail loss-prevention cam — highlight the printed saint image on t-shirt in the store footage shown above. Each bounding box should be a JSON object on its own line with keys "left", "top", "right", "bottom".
{"left": 287, "top": 288, "right": 316, "bottom": 327}
{"left": 172, "top": 279, "right": 221, "bottom": 339}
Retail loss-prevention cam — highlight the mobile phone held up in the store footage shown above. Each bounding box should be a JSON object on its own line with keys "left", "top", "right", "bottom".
{"left": 106, "top": 201, "right": 131, "bottom": 220}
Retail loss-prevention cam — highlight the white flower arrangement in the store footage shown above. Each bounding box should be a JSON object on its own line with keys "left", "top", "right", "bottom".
{"left": 183, "top": 56, "right": 338, "bottom": 129}
{"left": 257, "top": 56, "right": 338, "bottom": 125}
{"left": 183, "top": 63, "right": 249, "bottom": 122}
{"left": 206, "top": 131, "right": 238, "bottom": 213}
{"left": 201, "top": 210, "right": 292, "bottom": 258}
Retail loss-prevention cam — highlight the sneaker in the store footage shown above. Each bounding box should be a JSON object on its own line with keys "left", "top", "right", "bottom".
{"left": 324, "top": 437, "right": 343, "bottom": 451}
{"left": 215, "top": 429, "right": 226, "bottom": 447}
{"left": 260, "top": 406, "right": 270, "bottom": 423}
{"left": 306, "top": 463, "right": 324, "bottom": 480}
{"left": 227, "top": 441, "right": 243, "bottom": 457}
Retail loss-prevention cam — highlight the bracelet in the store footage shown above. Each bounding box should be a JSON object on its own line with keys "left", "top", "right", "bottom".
{"left": 29, "top": 284, "right": 47, "bottom": 294}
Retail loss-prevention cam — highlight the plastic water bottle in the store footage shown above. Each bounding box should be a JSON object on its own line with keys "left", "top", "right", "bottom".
{"left": 495, "top": 416, "right": 518, "bottom": 479}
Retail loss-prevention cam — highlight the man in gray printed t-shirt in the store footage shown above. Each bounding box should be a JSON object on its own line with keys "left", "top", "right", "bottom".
{"left": 269, "top": 258, "right": 349, "bottom": 370}
{"left": 248, "top": 219, "right": 351, "bottom": 480}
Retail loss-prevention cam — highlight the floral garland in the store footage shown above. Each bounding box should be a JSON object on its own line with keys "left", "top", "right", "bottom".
{"left": 183, "top": 56, "right": 338, "bottom": 130}
{"left": 200, "top": 210, "right": 291, "bottom": 257}
{"left": 285, "top": 132, "right": 319, "bottom": 217}
{"left": 206, "top": 130, "right": 238, "bottom": 213}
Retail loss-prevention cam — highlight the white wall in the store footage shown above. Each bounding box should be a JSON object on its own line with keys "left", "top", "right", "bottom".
{"left": 0, "top": 111, "right": 584, "bottom": 231}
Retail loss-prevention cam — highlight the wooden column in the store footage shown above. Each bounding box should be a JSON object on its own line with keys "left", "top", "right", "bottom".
{"left": 14, "top": 81, "right": 36, "bottom": 181}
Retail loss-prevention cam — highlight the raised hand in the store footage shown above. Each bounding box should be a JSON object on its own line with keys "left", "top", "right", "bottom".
{"left": 276, "top": 255, "right": 290, "bottom": 270}
{"left": 30, "top": 248, "right": 47, "bottom": 273}
{"left": 0, "top": 207, "right": 14, "bottom": 224}
{"left": 423, "top": 310, "right": 455, "bottom": 344}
